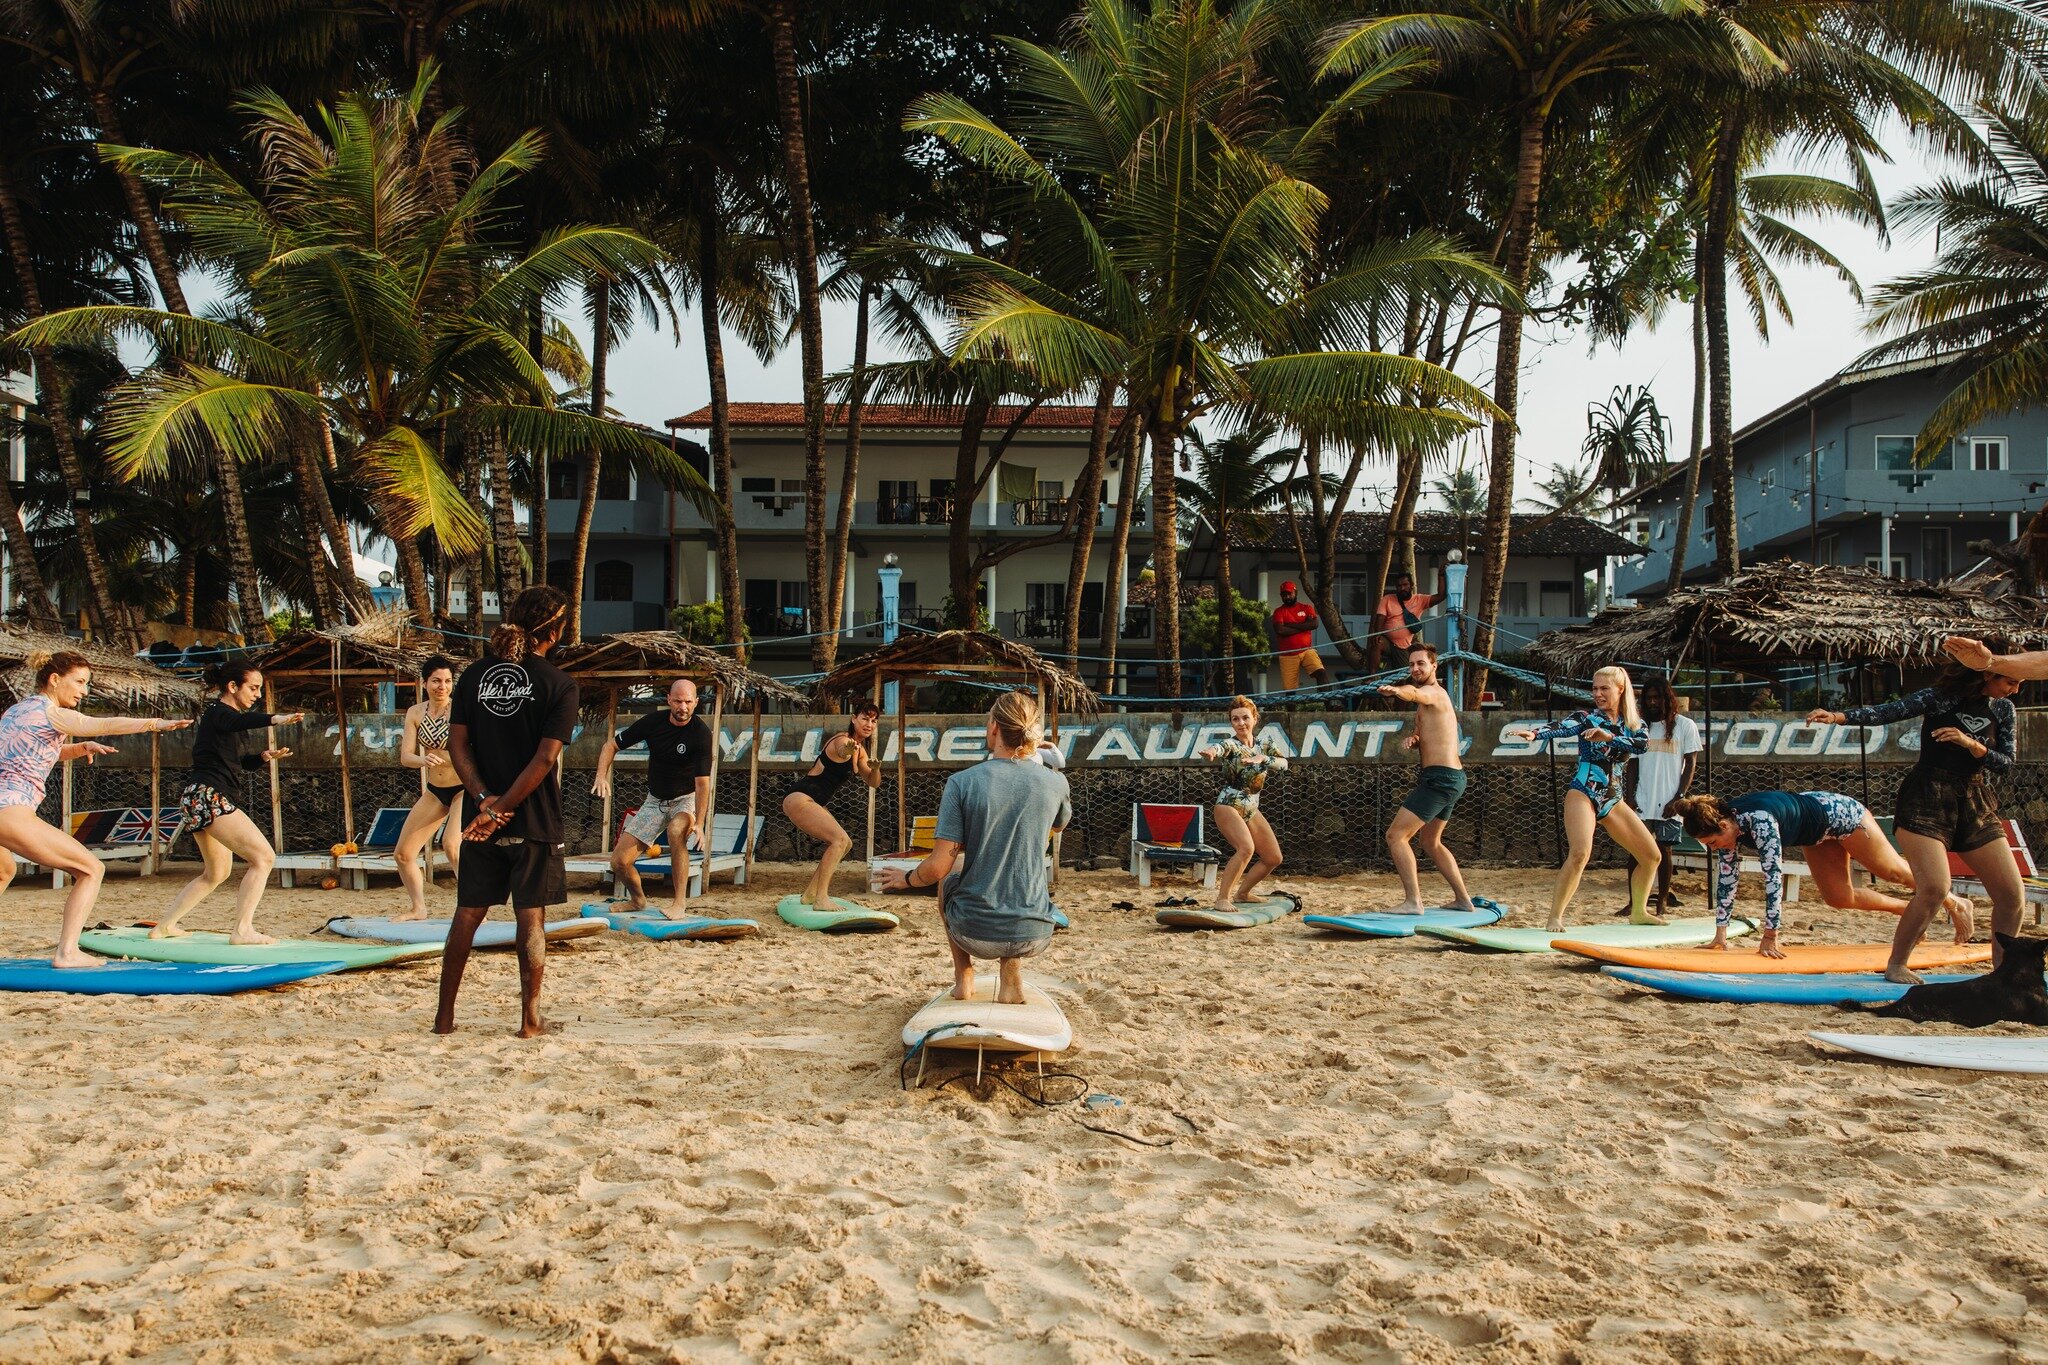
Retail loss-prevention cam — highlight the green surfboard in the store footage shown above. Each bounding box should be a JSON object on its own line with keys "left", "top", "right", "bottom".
{"left": 775, "top": 894, "right": 900, "bottom": 934}
{"left": 1156, "top": 894, "right": 1299, "bottom": 930}
{"left": 79, "top": 927, "right": 441, "bottom": 970}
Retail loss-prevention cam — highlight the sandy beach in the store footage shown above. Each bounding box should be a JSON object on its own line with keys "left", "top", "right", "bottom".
{"left": 2, "top": 860, "right": 2045, "bottom": 1362}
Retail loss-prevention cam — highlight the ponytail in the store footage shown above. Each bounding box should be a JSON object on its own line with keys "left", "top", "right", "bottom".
{"left": 988, "top": 689, "right": 1044, "bottom": 753}
{"left": 204, "top": 659, "right": 261, "bottom": 693}
{"left": 1670, "top": 793, "right": 1730, "bottom": 839}
{"left": 492, "top": 585, "right": 571, "bottom": 663}
{"left": 31, "top": 650, "right": 91, "bottom": 691}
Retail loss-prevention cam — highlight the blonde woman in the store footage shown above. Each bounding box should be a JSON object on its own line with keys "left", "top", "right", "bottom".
{"left": 393, "top": 655, "right": 463, "bottom": 920}
{"left": 1505, "top": 666, "right": 1662, "bottom": 931}
{"left": 1195, "top": 695, "right": 1290, "bottom": 912}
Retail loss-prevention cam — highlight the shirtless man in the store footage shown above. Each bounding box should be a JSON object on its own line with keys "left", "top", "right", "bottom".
{"left": 1377, "top": 643, "right": 1477, "bottom": 914}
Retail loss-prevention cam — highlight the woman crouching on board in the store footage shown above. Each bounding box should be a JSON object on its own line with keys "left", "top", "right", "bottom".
{"left": 392, "top": 655, "right": 463, "bottom": 921}
{"left": 154, "top": 661, "right": 304, "bottom": 944}
{"left": 1810, "top": 655, "right": 2022, "bottom": 984}
{"left": 1670, "top": 790, "right": 1973, "bottom": 960}
{"left": 878, "top": 691, "right": 1069, "bottom": 1004}
{"left": 0, "top": 651, "right": 190, "bottom": 967}
{"left": 1504, "top": 666, "right": 1662, "bottom": 932}
{"left": 1195, "top": 695, "right": 1290, "bottom": 913}
{"left": 781, "top": 700, "right": 882, "bottom": 909}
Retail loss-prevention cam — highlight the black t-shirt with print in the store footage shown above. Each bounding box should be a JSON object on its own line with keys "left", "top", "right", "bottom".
{"left": 615, "top": 712, "right": 714, "bottom": 799}
{"left": 451, "top": 651, "right": 579, "bottom": 843}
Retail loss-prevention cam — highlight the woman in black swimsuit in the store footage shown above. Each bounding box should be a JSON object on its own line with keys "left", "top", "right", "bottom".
{"left": 783, "top": 700, "right": 882, "bottom": 908}
{"left": 394, "top": 655, "right": 463, "bottom": 920}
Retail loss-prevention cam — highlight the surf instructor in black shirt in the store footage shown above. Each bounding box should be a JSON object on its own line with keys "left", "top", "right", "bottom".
{"left": 592, "top": 677, "right": 716, "bottom": 917}
{"left": 437, "top": 584, "right": 579, "bottom": 1038}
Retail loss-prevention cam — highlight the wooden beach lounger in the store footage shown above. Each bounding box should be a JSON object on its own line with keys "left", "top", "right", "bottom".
{"left": 34, "top": 807, "right": 187, "bottom": 889}
{"left": 565, "top": 813, "right": 765, "bottom": 897}
{"left": 278, "top": 807, "right": 445, "bottom": 890}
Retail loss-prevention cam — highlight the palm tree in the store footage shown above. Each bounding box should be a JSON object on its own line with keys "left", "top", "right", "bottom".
{"left": 1529, "top": 461, "right": 1592, "bottom": 515}
{"left": 14, "top": 76, "right": 706, "bottom": 624}
{"left": 1177, "top": 420, "right": 1297, "bottom": 695}
{"left": 1863, "top": 92, "right": 2048, "bottom": 463}
{"left": 907, "top": 0, "right": 1498, "bottom": 698}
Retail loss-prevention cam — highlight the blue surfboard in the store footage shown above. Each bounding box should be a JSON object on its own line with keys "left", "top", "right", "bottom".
{"left": 580, "top": 904, "right": 760, "bottom": 941}
{"left": 1602, "top": 965, "right": 1977, "bottom": 1005}
{"left": 1304, "top": 898, "right": 1507, "bottom": 939}
{"left": 0, "top": 958, "right": 345, "bottom": 996}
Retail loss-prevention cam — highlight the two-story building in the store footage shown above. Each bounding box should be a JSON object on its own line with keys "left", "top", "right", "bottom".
{"left": 1618, "top": 357, "right": 2048, "bottom": 597}
{"left": 1186, "top": 510, "right": 1643, "bottom": 683}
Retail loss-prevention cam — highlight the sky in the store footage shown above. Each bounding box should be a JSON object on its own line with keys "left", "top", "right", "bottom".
{"left": 589, "top": 133, "right": 1954, "bottom": 517}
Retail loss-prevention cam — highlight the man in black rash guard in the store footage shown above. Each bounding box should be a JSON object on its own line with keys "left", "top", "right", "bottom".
{"left": 438, "top": 586, "right": 578, "bottom": 1038}
{"left": 591, "top": 678, "right": 716, "bottom": 917}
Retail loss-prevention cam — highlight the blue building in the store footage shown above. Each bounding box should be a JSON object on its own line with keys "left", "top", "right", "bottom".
{"left": 1619, "top": 357, "right": 2048, "bottom": 597}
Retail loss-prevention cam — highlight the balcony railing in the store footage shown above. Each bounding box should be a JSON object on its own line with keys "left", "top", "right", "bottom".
{"left": 743, "top": 606, "right": 811, "bottom": 637}
{"left": 996, "top": 607, "right": 1152, "bottom": 642}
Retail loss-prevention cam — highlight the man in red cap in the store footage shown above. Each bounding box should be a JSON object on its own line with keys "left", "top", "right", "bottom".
{"left": 1270, "top": 582, "right": 1330, "bottom": 691}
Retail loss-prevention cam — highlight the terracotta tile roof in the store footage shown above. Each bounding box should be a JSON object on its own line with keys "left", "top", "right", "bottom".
{"left": 1225, "top": 511, "right": 1645, "bottom": 558}
{"left": 666, "top": 402, "right": 1103, "bottom": 431}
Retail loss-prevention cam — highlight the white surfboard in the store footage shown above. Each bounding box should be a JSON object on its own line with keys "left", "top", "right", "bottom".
{"left": 902, "top": 977, "right": 1071, "bottom": 1056}
{"left": 1808, "top": 1032, "right": 2048, "bottom": 1074}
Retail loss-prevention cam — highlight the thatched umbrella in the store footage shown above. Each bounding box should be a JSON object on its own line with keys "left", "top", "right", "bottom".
{"left": 553, "top": 632, "right": 808, "bottom": 893}
{"left": 808, "top": 629, "right": 1098, "bottom": 866}
{"left": 0, "top": 627, "right": 202, "bottom": 873}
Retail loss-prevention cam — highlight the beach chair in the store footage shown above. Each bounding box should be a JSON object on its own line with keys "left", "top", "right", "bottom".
{"left": 1129, "top": 803, "right": 1221, "bottom": 889}
{"left": 336, "top": 806, "right": 451, "bottom": 890}
{"left": 41, "top": 807, "right": 185, "bottom": 888}
{"left": 1670, "top": 830, "right": 1807, "bottom": 903}
{"left": 1942, "top": 818, "right": 2048, "bottom": 926}
{"left": 606, "top": 813, "right": 766, "bottom": 896}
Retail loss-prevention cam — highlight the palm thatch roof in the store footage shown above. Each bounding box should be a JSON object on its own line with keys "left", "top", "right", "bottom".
{"left": 551, "top": 632, "right": 809, "bottom": 707}
{"left": 253, "top": 610, "right": 471, "bottom": 697}
{"left": 0, "top": 628, "right": 202, "bottom": 708}
{"left": 1527, "top": 562, "right": 2048, "bottom": 676}
{"left": 810, "top": 630, "right": 1099, "bottom": 715}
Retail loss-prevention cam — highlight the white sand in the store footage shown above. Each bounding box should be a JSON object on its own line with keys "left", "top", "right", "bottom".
{"left": 2, "top": 861, "right": 2045, "bottom": 1361}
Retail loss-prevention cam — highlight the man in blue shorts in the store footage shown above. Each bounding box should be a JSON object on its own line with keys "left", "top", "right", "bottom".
{"left": 1377, "top": 644, "right": 1478, "bottom": 915}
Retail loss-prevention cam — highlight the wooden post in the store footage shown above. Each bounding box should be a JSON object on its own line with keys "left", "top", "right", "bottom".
{"left": 264, "top": 680, "right": 284, "bottom": 856}
{"left": 332, "top": 676, "right": 355, "bottom": 846}
{"left": 865, "top": 672, "right": 882, "bottom": 866}
{"left": 600, "top": 686, "right": 617, "bottom": 855}
{"left": 699, "top": 682, "right": 723, "bottom": 899}
{"left": 148, "top": 731, "right": 161, "bottom": 876}
{"left": 745, "top": 697, "right": 762, "bottom": 882}
{"left": 895, "top": 671, "right": 909, "bottom": 852}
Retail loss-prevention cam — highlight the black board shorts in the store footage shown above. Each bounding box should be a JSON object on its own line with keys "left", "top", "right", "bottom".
{"left": 1893, "top": 769, "right": 2004, "bottom": 853}
{"left": 1400, "top": 766, "right": 1468, "bottom": 823}
{"left": 457, "top": 837, "right": 566, "bottom": 910}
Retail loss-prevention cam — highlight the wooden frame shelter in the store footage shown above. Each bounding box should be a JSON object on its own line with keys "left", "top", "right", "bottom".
{"left": 807, "top": 630, "right": 1099, "bottom": 872}
{"left": 552, "top": 631, "right": 808, "bottom": 897}
{"left": 0, "top": 627, "right": 202, "bottom": 880}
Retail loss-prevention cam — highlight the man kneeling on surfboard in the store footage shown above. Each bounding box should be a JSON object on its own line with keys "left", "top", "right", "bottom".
{"left": 878, "top": 691, "right": 1069, "bottom": 1004}
{"left": 1378, "top": 643, "right": 1479, "bottom": 917}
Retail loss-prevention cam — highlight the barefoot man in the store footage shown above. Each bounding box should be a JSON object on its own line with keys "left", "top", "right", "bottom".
{"left": 592, "top": 678, "right": 715, "bottom": 917}
{"left": 1377, "top": 643, "right": 1477, "bottom": 915}
{"left": 437, "top": 585, "right": 578, "bottom": 1038}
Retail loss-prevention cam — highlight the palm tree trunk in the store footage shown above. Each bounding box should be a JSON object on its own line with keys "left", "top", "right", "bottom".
{"left": 947, "top": 399, "right": 992, "bottom": 623}
{"left": 1216, "top": 511, "right": 1235, "bottom": 696}
{"left": 766, "top": 0, "right": 831, "bottom": 670}
{"left": 1149, "top": 412, "right": 1184, "bottom": 699}
{"left": 1667, "top": 276, "right": 1708, "bottom": 596}
{"left": 180, "top": 556, "right": 197, "bottom": 627}
{"left": 822, "top": 281, "right": 871, "bottom": 669}
{"left": 1096, "top": 416, "right": 1142, "bottom": 692}
{"left": 1703, "top": 107, "right": 1746, "bottom": 580}
{"left": 568, "top": 274, "right": 610, "bottom": 644}
{"left": 87, "top": 87, "right": 188, "bottom": 315}
{"left": 1470, "top": 107, "right": 1548, "bottom": 699}
{"left": 526, "top": 298, "right": 550, "bottom": 589}
{"left": 694, "top": 184, "right": 745, "bottom": 653}
{"left": 1063, "top": 384, "right": 1117, "bottom": 668}
{"left": 461, "top": 434, "right": 485, "bottom": 641}
{"left": 384, "top": 504, "right": 434, "bottom": 628}
{"left": 1370, "top": 448, "right": 1420, "bottom": 662}
{"left": 0, "top": 456, "right": 55, "bottom": 633}
{"left": 484, "top": 422, "right": 525, "bottom": 600}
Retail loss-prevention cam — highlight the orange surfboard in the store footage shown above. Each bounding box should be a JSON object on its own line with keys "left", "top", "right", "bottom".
{"left": 1552, "top": 940, "right": 1993, "bottom": 974}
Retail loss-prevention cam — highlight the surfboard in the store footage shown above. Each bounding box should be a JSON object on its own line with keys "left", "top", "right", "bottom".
{"left": 1807, "top": 1032, "right": 2048, "bottom": 1074}
{"left": 1050, "top": 906, "right": 1070, "bottom": 931}
{"left": 776, "top": 894, "right": 900, "bottom": 934}
{"left": 580, "top": 904, "right": 760, "bottom": 941}
{"left": 902, "top": 977, "right": 1071, "bottom": 1056}
{"left": 1303, "top": 898, "right": 1507, "bottom": 939}
{"left": 1603, "top": 966, "right": 1978, "bottom": 1005}
{"left": 0, "top": 958, "right": 346, "bottom": 995}
{"left": 78, "top": 927, "right": 440, "bottom": 970}
{"left": 1421, "top": 916, "right": 1747, "bottom": 954}
{"left": 1156, "top": 894, "right": 1299, "bottom": 930}
{"left": 1556, "top": 940, "right": 1993, "bottom": 974}
{"left": 325, "top": 917, "right": 605, "bottom": 947}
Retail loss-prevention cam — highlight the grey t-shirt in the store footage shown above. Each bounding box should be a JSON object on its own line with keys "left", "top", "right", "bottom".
{"left": 935, "top": 756, "right": 1071, "bottom": 942}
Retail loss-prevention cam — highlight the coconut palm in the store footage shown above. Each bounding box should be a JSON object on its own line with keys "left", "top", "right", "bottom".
{"left": 1863, "top": 91, "right": 2048, "bottom": 464}
{"left": 12, "top": 74, "right": 706, "bottom": 623}
{"left": 1178, "top": 420, "right": 1298, "bottom": 694}
{"left": 906, "top": 0, "right": 1500, "bottom": 698}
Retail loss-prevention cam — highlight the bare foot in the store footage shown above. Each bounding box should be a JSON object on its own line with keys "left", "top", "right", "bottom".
{"left": 514, "top": 1018, "right": 560, "bottom": 1039}
{"left": 658, "top": 904, "right": 696, "bottom": 921}
{"left": 1544, "top": 922, "right": 1566, "bottom": 934}
{"left": 432, "top": 1018, "right": 456, "bottom": 1035}
{"left": 1383, "top": 901, "right": 1426, "bottom": 916}
{"left": 1703, "top": 938, "right": 1729, "bottom": 952}
{"left": 50, "top": 949, "right": 104, "bottom": 969}
{"left": 995, "top": 982, "right": 1026, "bottom": 1005}
{"left": 229, "top": 929, "right": 277, "bottom": 946}
{"left": 951, "top": 967, "right": 976, "bottom": 1001}
{"left": 148, "top": 924, "right": 190, "bottom": 939}
{"left": 1945, "top": 894, "right": 1976, "bottom": 944}
{"left": 1629, "top": 912, "right": 1669, "bottom": 926}
{"left": 1884, "top": 964, "right": 1925, "bottom": 986}
{"left": 392, "top": 910, "right": 429, "bottom": 923}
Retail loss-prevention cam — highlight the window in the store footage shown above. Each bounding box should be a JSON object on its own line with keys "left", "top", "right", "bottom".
{"left": 1817, "top": 533, "right": 1839, "bottom": 565}
{"left": 1875, "top": 435, "right": 1953, "bottom": 472}
{"left": 1026, "top": 582, "right": 1066, "bottom": 614}
{"left": 547, "top": 460, "right": 580, "bottom": 501}
{"left": 878, "top": 479, "right": 919, "bottom": 524}
{"left": 1758, "top": 469, "right": 1776, "bottom": 494}
{"left": 1538, "top": 580, "right": 1573, "bottom": 617}
{"left": 1972, "top": 437, "right": 2008, "bottom": 471}
{"left": 779, "top": 580, "right": 807, "bottom": 612}
{"left": 740, "top": 477, "right": 774, "bottom": 495}
{"left": 1865, "top": 554, "right": 1906, "bottom": 578}
{"left": 547, "top": 558, "right": 573, "bottom": 591}
{"left": 594, "top": 560, "right": 634, "bottom": 601}
{"left": 1652, "top": 516, "right": 1670, "bottom": 543}
{"left": 597, "top": 462, "right": 633, "bottom": 500}
{"left": 899, "top": 580, "right": 918, "bottom": 609}
{"left": 1504, "top": 582, "right": 1529, "bottom": 617}
{"left": 1036, "top": 480, "right": 1064, "bottom": 500}
{"left": 1921, "top": 528, "right": 1951, "bottom": 580}
{"left": 1627, "top": 515, "right": 1651, "bottom": 546}
{"left": 1333, "top": 574, "right": 1377, "bottom": 617}
{"left": 779, "top": 478, "right": 804, "bottom": 494}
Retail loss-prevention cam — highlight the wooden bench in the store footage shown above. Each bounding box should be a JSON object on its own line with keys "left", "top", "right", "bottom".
{"left": 278, "top": 807, "right": 446, "bottom": 889}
